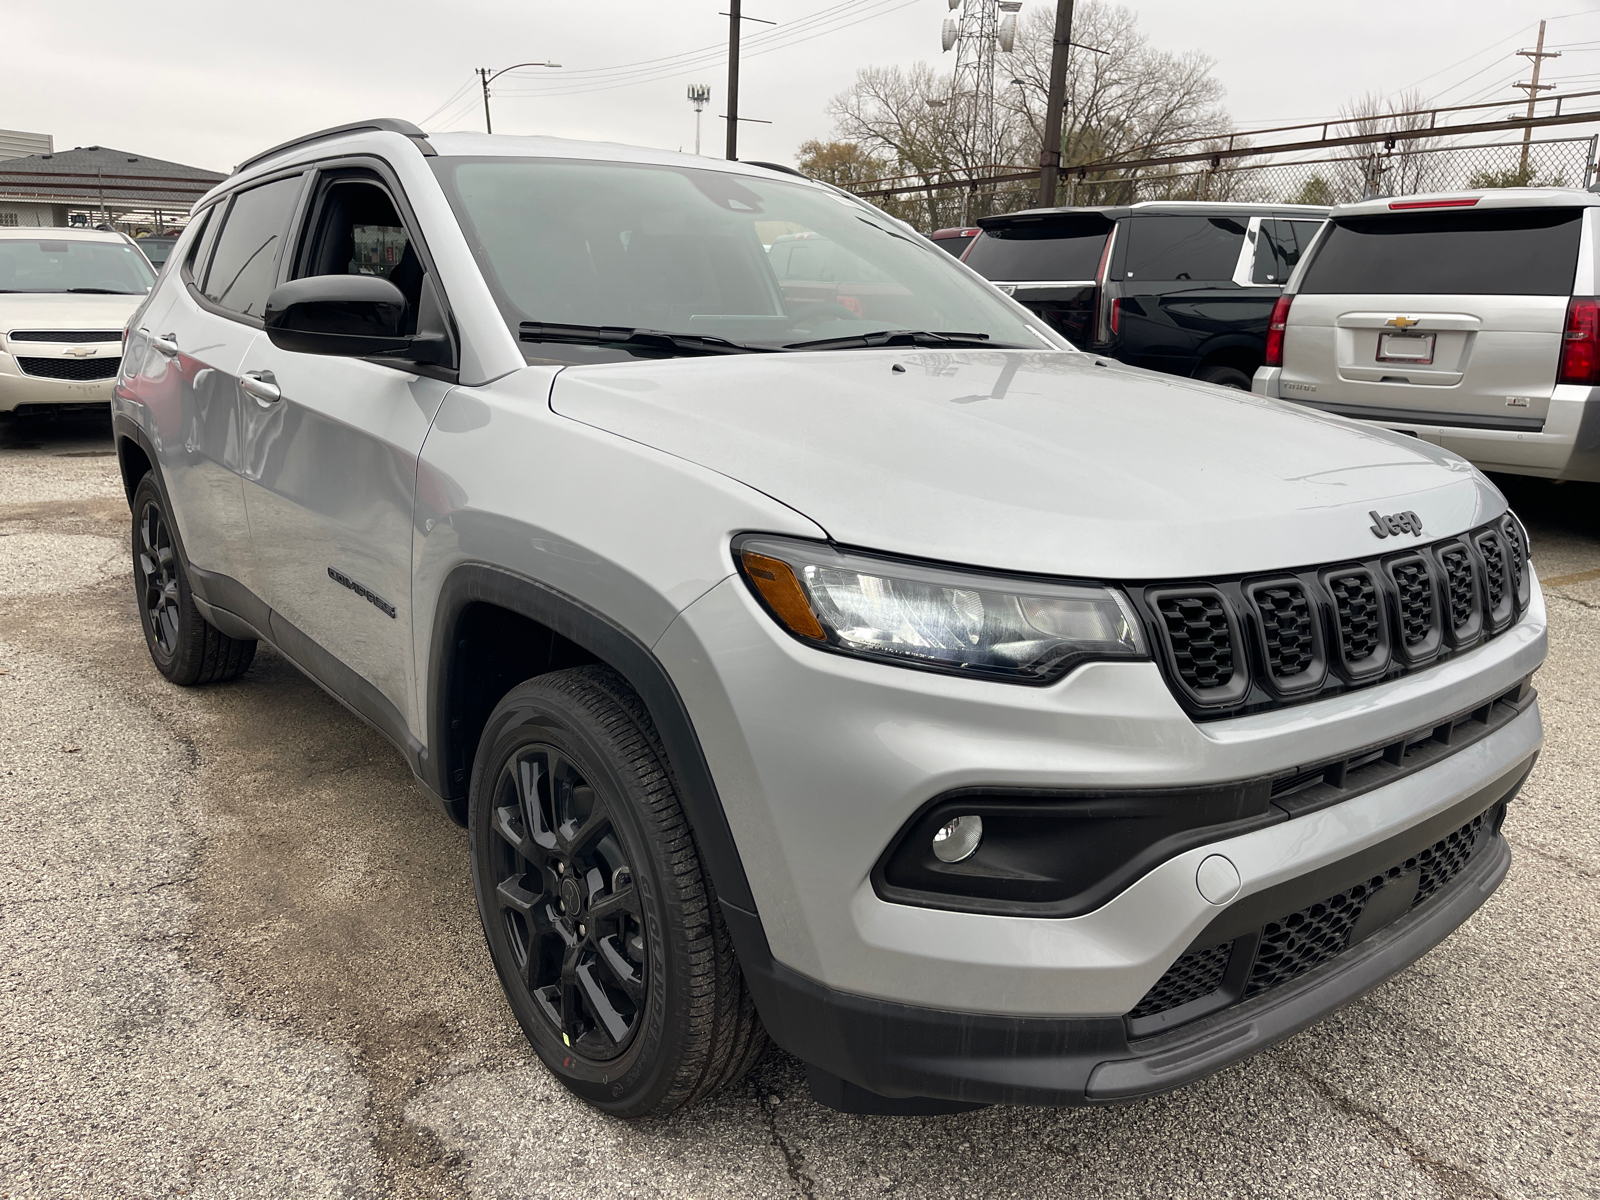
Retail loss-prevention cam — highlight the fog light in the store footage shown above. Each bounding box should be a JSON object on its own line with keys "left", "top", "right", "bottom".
{"left": 931, "top": 815, "right": 983, "bottom": 863}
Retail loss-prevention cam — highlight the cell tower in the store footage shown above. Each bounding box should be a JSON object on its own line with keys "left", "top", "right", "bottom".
{"left": 940, "top": 0, "right": 1020, "bottom": 168}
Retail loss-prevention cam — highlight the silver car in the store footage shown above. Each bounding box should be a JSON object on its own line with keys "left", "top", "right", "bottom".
{"left": 114, "top": 120, "right": 1546, "bottom": 1118}
{"left": 1253, "top": 188, "right": 1600, "bottom": 482}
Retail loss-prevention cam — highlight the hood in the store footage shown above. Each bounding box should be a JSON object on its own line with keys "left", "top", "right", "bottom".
{"left": 549, "top": 349, "right": 1502, "bottom": 580}
{"left": 0, "top": 291, "right": 144, "bottom": 340}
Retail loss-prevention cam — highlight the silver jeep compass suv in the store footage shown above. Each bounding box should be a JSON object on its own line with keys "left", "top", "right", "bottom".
{"left": 113, "top": 120, "right": 1546, "bottom": 1117}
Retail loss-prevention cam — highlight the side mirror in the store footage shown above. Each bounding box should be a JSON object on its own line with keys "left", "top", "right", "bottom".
{"left": 264, "top": 275, "right": 447, "bottom": 364}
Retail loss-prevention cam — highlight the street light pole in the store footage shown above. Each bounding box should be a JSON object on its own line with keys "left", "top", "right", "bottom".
{"left": 477, "top": 60, "right": 563, "bottom": 135}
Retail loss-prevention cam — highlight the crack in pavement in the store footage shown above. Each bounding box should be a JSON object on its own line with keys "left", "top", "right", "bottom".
{"left": 1279, "top": 1052, "right": 1511, "bottom": 1200}
{"left": 1505, "top": 835, "right": 1600, "bottom": 880}
{"left": 761, "top": 1092, "right": 818, "bottom": 1199}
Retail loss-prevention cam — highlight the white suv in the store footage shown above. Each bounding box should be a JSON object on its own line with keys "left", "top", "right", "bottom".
{"left": 114, "top": 120, "right": 1546, "bottom": 1118}
{"left": 1253, "top": 188, "right": 1600, "bottom": 482}
{"left": 0, "top": 226, "right": 155, "bottom": 415}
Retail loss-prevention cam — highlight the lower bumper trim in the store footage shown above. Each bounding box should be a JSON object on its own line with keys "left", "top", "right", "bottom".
{"left": 733, "top": 763, "right": 1523, "bottom": 1110}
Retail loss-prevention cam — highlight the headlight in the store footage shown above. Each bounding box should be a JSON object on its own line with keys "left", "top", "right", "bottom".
{"left": 734, "top": 536, "right": 1147, "bottom": 684}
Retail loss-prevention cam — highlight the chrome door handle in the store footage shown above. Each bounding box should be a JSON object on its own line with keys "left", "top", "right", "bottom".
{"left": 240, "top": 370, "right": 281, "bottom": 404}
{"left": 151, "top": 332, "right": 179, "bottom": 357}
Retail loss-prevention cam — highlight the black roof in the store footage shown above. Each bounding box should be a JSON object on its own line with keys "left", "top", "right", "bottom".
{"left": 0, "top": 144, "right": 226, "bottom": 211}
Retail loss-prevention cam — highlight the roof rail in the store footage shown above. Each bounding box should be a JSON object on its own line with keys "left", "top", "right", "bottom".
{"left": 744, "top": 160, "right": 809, "bottom": 179}
{"left": 233, "top": 118, "right": 434, "bottom": 175}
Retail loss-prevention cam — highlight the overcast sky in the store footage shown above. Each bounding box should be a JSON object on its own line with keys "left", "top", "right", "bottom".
{"left": 3, "top": 1, "right": 1596, "bottom": 174}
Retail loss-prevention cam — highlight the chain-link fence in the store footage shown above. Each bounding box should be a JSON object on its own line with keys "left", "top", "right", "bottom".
{"left": 856, "top": 135, "right": 1598, "bottom": 229}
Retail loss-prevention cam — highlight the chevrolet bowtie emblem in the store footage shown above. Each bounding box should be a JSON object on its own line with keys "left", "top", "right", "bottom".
{"left": 1385, "top": 316, "right": 1420, "bottom": 329}
{"left": 63, "top": 346, "right": 98, "bottom": 357}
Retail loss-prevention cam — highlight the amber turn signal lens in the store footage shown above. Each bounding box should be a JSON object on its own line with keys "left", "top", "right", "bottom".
{"left": 740, "top": 550, "right": 826, "bottom": 641}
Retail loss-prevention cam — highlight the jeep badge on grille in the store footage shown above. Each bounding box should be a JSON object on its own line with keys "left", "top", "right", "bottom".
{"left": 1370, "top": 510, "right": 1423, "bottom": 539}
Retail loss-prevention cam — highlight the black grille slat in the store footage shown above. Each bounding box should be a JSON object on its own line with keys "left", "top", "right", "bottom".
{"left": 1158, "top": 595, "right": 1235, "bottom": 690}
{"left": 1257, "top": 584, "right": 1316, "bottom": 679}
{"left": 1329, "top": 572, "right": 1382, "bottom": 662}
{"left": 1502, "top": 520, "right": 1527, "bottom": 600}
{"left": 15, "top": 356, "right": 120, "bottom": 381}
{"left": 1128, "top": 942, "right": 1232, "bottom": 1019}
{"left": 7, "top": 329, "right": 123, "bottom": 343}
{"left": 1389, "top": 559, "right": 1436, "bottom": 647}
{"left": 1440, "top": 546, "right": 1476, "bottom": 632}
{"left": 1476, "top": 533, "right": 1507, "bottom": 614}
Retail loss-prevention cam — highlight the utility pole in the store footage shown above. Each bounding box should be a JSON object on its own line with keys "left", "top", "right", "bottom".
{"left": 1038, "top": 0, "right": 1074, "bottom": 207}
{"left": 726, "top": 0, "right": 742, "bottom": 159}
{"left": 1515, "top": 20, "right": 1559, "bottom": 178}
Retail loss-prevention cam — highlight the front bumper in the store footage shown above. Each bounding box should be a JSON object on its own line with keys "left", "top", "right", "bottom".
{"left": 658, "top": 572, "right": 1544, "bottom": 1014}
{"left": 0, "top": 348, "right": 119, "bottom": 412}
{"left": 734, "top": 767, "right": 1517, "bottom": 1108}
{"left": 1254, "top": 368, "right": 1600, "bottom": 483}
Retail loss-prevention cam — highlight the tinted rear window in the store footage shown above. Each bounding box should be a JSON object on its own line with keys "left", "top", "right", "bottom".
{"left": 963, "top": 218, "right": 1110, "bottom": 281}
{"left": 1299, "top": 207, "right": 1582, "bottom": 296}
{"left": 1122, "top": 216, "right": 1247, "bottom": 281}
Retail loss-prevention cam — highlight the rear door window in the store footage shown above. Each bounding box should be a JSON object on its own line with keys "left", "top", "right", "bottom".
{"left": 1299, "top": 207, "right": 1582, "bottom": 296}
{"left": 1252, "top": 219, "right": 1322, "bottom": 284}
{"left": 1123, "top": 216, "right": 1247, "bottom": 281}
{"left": 201, "top": 175, "right": 304, "bottom": 318}
{"left": 963, "top": 218, "right": 1111, "bottom": 282}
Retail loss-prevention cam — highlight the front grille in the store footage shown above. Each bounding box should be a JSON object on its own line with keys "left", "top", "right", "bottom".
{"left": 1329, "top": 571, "right": 1382, "bottom": 663}
{"left": 1134, "top": 515, "right": 1528, "bottom": 719}
{"left": 1389, "top": 557, "right": 1435, "bottom": 648}
{"left": 1128, "top": 942, "right": 1232, "bottom": 1018}
{"left": 7, "top": 329, "right": 123, "bottom": 343}
{"left": 1131, "top": 805, "right": 1498, "bottom": 1026}
{"left": 1255, "top": 583, "right": 1316, "bottom": 679}
{"left": 1157, "top": 595, "right": 1234, "bottom": 690}
{"left": 15, "top": 356, "right": 120, "bottom": 381}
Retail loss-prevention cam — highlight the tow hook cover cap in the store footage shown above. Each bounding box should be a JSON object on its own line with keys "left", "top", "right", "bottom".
{"left": 1196, "top": 854, "right": 1242, "bottom": 905}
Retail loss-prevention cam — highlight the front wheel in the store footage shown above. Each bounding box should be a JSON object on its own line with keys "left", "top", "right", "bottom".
{"left": 468, "top": 665, "right": 766, "bottom": 1117}
{"left": 131, "top": 472, "right": 256, "bottom": 685}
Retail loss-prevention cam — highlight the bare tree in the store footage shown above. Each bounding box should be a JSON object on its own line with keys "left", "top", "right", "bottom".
{"left": 1332, "top": 89, "right": 1440, "bottom": 201}
{"left": 818, "top": 2, "right": 1234, "bottom": 224}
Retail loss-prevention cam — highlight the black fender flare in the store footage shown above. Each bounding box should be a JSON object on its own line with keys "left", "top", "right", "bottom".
{"left": 424, "top": 562, "right": 760, "bottom": 917}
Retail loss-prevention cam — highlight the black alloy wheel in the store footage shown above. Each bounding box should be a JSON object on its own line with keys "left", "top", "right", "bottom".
{"left": 136, "top": 497, "right": 181, "bottom": 658}
{"left": 469, "top": 666, "right": 767, "bottom": 1117}
{"left": 489, "top": 742, "right": 648, "bottom": 1060}
{"left": 129, "top": 472, "right": 256, "bottom": 686}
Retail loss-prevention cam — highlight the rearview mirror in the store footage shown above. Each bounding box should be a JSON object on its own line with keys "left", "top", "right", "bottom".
{"left": 264, "top": 275, "right": 446, "bottom": 364}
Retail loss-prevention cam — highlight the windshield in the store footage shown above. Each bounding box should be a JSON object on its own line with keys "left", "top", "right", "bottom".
{"left": 0, "top": 238, "right": 155, "bottom": 294}
{"left": 430, "top": 157, "right": 1055, "bottom": 362}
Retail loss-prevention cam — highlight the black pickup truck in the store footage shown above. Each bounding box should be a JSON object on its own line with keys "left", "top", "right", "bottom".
{"left": 962, "top": 201, "right": 1327, "bottom": 388}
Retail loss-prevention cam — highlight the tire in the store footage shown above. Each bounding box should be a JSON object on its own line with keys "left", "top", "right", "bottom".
{"left": 1195, "top": 363, "right": 1254, "bottom": 391}
{"left": 131, "top": 472, "right": 257, "bottom": 686}
{"left": 468, "top": 665, "right": 767, "bottom": 1118}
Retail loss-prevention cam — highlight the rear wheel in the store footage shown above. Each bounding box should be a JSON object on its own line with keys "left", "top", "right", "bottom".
{"left": 131, "top": 473, "right": 256, "bottom": 685}
{"left": 1196, "top": 363, "right": 1254, "bottom": 391}
{"left": 468, "top": 666, "right": 766, "bottom": 1117}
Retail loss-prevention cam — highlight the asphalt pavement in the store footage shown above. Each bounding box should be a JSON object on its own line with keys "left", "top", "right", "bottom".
{"left": 1, "top": 408, "right": 1596, "bottom": 1200}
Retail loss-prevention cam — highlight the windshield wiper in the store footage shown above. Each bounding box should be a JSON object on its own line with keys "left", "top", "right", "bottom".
{"left": 783, "top": 329, "right": 1016, "bottom": 351}
{"left": 519, "top": 322, "right": 774, "bottom": 357}
{"left": 64, "top": 287, "right": 134, "bottom": 294}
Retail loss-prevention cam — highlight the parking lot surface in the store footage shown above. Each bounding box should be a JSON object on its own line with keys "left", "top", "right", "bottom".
{"left": 1, "top": 409, "right": 1596, "bottom": 1200}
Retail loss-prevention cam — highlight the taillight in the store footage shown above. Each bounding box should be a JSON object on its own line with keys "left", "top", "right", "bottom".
{"left": 1109, "top": 297, "right": 1123, "bottom": 335}
{"left": 1265, "top": 294, "right": 1293, "bottom": 367}
{"left": 1559, "top": 297, "right": 1600, "bottom": 386}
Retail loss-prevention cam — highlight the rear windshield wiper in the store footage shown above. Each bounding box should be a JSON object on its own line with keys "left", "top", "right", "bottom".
{"left": 783, "top": 329, "right": 1017, "bottom": 351}
{"left": 519, "top": 322, "right": 774, "bottom": 357}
